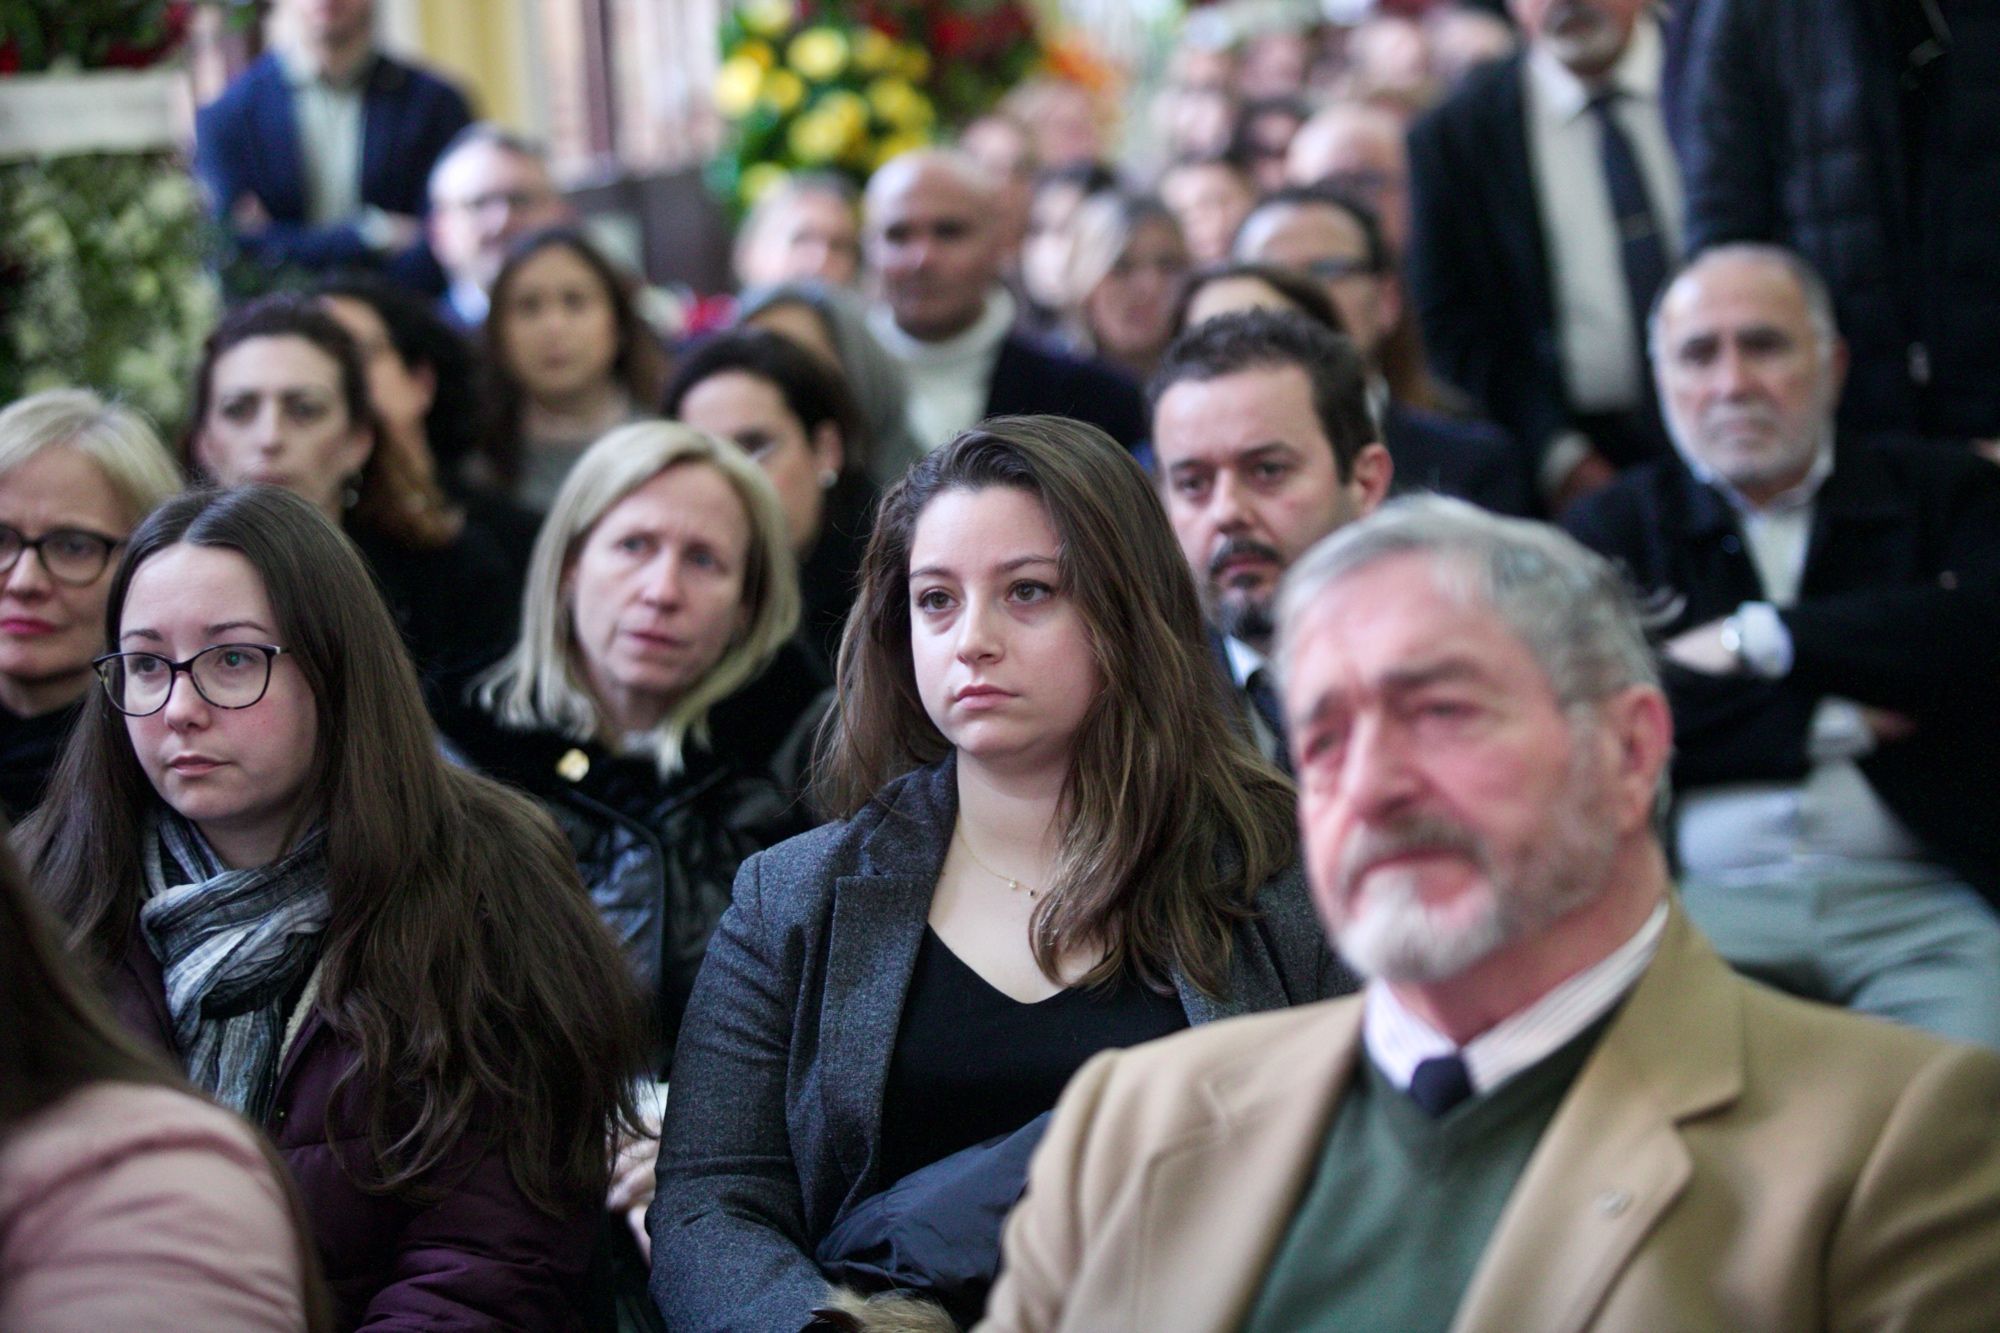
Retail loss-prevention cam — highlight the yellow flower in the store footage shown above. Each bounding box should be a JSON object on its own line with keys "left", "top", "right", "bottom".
{"left": 853, "top": 28, "right": 896, "bottom": 74}
{"left": 760, "top": 68, "right": 807, "bottom": 115}
{"left": 865, "top": 77, "right": 934, "bottom": 131}
{"left": 740, "top": 163, "right": 791, "bottom": 206}
{"left": 786, "top": 27, "right": 849, "bottom": 82}
{"left": 787, "top": 109, "right": 855, "bottom": 165}
{"left": 737, "top": 39, "right": 776, "bottom": 70}
{"left": 873, "top": 130, "right": 932, "bottom": 171}
{"left": 817, "top": 90, "right": 869, "bottom": 137}
{"left": 895, "top": 44, "right": 931, "bottom": 84}
{"left": 715, "top": 57, "right": 765, "bottom": 118}
{"left": 739, "top": 0, "right": 792, "bottom": 39}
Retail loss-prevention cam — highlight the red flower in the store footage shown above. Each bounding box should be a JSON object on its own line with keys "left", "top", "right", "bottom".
{"left": 932, "top": 14, "right": 980, "bottom": 58}
{"left": 0, "top": 41, "right": 18, "bottom": 76}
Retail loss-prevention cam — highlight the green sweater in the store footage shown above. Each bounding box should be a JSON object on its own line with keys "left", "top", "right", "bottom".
{"left": 1242, "top": 1017, "right": 1611, "bottom": 1333}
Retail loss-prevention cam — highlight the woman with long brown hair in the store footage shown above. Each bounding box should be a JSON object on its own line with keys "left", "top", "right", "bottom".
{"left": 0, "top": 834, "right": 326, "bottom": 1329}
{"left": 650, "top": 416, "right": 1348, "bottom": 1331}
{"left": 21, "top": 485, "right": 647, "bottom": 1327}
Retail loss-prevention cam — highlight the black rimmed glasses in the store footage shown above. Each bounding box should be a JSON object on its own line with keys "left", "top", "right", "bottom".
{"left": 0, "top": 524, "right": 123, "bottom": 586}
{"left": 92, "top": 643, "right": 288, "bottom": 717}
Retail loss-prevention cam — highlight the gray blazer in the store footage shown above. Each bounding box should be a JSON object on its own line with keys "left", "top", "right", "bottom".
{"left": 647, "top": 757, "right": 1349, "bottom": 1332}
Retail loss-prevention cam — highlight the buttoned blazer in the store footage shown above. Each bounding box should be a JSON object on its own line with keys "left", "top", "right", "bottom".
{"left": 648, "top": 756, "right": 1346, "bottom": 1333}
{"left": 979, "top": 906, "right": 2000, "bottom": 1332}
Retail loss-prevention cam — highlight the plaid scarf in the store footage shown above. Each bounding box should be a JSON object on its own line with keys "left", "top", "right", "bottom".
{"left": 138, "top": 809, "right": 332, "bottom": 1124}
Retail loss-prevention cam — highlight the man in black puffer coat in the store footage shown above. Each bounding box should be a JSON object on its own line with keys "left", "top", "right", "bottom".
{"left": 1679, "top": 0, "right": 2000, "bottom": 443}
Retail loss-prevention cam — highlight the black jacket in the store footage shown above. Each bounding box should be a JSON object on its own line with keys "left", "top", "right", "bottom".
{"left": 984, "top": 333, "right": 1149, "bottom": 451}
{"left": 1406, "top": 52, "right": 1669, "bottom": 474}
{"left": 436, "top": 640, "right": 831, "bottom": 1069}
{"left": 1563, "top": 435, "right": 2000, "bottom": 902}
{"left": 1680, "top": 0, "right": 2000, "bottom": 438}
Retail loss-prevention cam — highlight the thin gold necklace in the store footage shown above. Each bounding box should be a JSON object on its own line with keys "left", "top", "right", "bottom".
{"left": 953, "top": 826, "right": 1043, "bottom": 901}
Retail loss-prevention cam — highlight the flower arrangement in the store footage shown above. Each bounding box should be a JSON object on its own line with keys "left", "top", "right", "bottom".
{"left": 712, "top": 0, "right": 1049, "bottom": 211}
{"left": 0, "top": 0, "right": 217, "bottom": 431}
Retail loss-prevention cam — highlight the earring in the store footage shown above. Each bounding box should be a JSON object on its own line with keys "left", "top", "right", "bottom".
{"left": 819, "top": 469, "right": 838, "bottom": 489}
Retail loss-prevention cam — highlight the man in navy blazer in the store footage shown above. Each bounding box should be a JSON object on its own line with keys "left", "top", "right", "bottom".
{"left": 1407, "top": 0, "right": 1678, "bottom": 511}
{"left": 194, "top": 0, "right": 471, "bottom": 290}
{"left": 862, "top": 150, "right": 1147, "bottom": 453}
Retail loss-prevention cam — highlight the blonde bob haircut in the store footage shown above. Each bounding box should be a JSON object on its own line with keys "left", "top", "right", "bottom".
{"left": 0, "top": 389, "right": 182, "bottom": 523}
{"left": 477, "top": 420, "right": 801, "bottom": 776}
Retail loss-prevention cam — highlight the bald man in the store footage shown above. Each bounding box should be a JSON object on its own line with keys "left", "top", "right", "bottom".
{"left": 1285, "top": 101, "right": 1412, "bottom": 254}
{"left": 862, "top": 150, "right": 1145, "bottom": 452}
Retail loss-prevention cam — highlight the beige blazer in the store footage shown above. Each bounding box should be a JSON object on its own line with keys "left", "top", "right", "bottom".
{"left": 979, "top": 908, "right": 2000, "bottom": 1332}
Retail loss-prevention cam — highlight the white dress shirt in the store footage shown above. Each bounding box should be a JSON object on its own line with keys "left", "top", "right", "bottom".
{"left": 1523, "top": 20, "right": 1682, "bottom": 418}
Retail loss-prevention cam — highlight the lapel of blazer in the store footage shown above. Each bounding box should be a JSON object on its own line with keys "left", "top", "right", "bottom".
{"left": 1132, "top": 1001, "right": 1366, "bottom": 1329}
{"left": 1799, "top": 438, "right": 1909, "bottom": 600}
{"left": 1453, "top": 908, "right": 1744, "bottom": 1333}
{"left": 249, "top": 56, "right": 307, "bottom": 219}
{"left": 358, "top": 55, "right": 409, "bottom": 213}
{"left": 1486, "top": 59, "right": 1558, "bottom": 342}
{"left": 818, "top": 758, "right": 956, "bottom": 1191}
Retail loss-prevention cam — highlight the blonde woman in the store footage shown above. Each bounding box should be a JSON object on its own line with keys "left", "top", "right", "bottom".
{"left": 438, "top": 420, "right": 828, "bottom": 1071}
{"left": 1059, "top": 192, "right": 1191, "bottom": 381}
{"left": 0, "top": 390, "right": 180, "bottom": 819}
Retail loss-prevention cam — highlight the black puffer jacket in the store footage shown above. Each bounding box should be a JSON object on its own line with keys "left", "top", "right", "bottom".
{"left": 1680, "top": 0, "right": 2000, "bottom": 438}
{"left": 437, "top": 640, "right": 832, "bottom": 1071}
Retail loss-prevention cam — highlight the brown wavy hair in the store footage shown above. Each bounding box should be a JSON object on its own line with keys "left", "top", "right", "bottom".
{"left": 21, "top": 486, "right": 646, "bottom": 1212}
{"left": 815, "top": 416, "right": 1296, "bottom": 997}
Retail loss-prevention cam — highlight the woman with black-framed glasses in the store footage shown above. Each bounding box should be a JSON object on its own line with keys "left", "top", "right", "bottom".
{"left": 21, "top": 484, "right": 651, "bottom": 1327}
{"left": 0, "top": 390, "right": 181, "bottom": 820}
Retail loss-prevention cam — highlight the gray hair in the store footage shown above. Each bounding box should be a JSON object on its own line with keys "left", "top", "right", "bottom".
{"left": 1274, "top": 495, "right": 1658, "bottom": 710}
{"left": 0, "top": 388, "right": 182, "bottom": 523}
{"left": 476, "top": 420, "right": 800, "bottom": 777}
{"left": 1647, "top": 242, "right": 1840, "bottom": 364}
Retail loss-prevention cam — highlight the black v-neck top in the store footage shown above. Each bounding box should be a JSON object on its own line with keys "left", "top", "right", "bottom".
{"left": 876, "top": 925, "right": 1189, "bottom": 1189}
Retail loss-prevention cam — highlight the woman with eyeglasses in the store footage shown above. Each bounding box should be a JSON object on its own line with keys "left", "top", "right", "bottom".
{"left": 20, "top": 485, "right": 649, "bottom": 1328}
{"left": 0, "top": 391, "right": 181, "bottom": 821}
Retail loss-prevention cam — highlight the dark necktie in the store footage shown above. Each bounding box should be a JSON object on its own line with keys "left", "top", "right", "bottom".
{"left": 1245, "top": 667, "right": 1293, "bottom": 777}
{"left": 1587, "top": 90, "right": 1671, "bottom": 363}
{"left": 1408, "top": 1053, "right": 1474, "bottom": 1117}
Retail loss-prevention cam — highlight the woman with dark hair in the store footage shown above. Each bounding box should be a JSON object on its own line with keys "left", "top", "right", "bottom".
{"left": 650, "top": 416, "right": 1347, "bottom": 1331}
{"left": 737, "top": 281, "right": 925, "bottom": 488}
{"left": 183, "top": 294, "right": 522, "bottom": 684}
{"left": 666, "top": 328, "right": 878, "bottom": 668}
{"left": 21, "top": 485, "right": 648, "bottom": 1328}
{"left": 0, "top": 835, "right": 325, "bottom": 1329}
{"left": 483, "top": 226, "right": 671, "bottom": 510}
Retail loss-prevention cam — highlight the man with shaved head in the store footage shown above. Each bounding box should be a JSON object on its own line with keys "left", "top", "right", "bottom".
{"left": 862, "top": 149, "right": 1146, "bottom": 452}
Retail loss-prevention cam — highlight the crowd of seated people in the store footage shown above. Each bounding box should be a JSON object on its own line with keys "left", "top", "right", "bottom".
{"left": 4, "top": 0, "right": 2000, "bottom": 1328}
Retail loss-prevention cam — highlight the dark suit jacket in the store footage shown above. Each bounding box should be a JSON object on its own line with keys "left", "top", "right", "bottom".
{"left": 1562, "top": 436, "right": 2000, "bottom": 901}
{"left": 648, "top": 756, "right": 1348, "bottom": 1332}
{"left": 1406, "top": 53, "right": 1665, "bottom": 472}
{"left": 1382, "top": 399, "right": 1536, "bottom": 516}
{"left": 194, "top": 51, "right": 471, "bottom": 285}
{"left": 985, "top": 334, "right": 1149, "bottom": 451}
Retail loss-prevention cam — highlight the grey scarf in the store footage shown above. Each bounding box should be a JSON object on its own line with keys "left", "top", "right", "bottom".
{"left": 139, "top": 810, "right": 332, "bottom": 1123}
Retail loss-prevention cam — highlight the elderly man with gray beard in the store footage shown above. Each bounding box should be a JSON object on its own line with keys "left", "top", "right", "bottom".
{"left": 1563, "top": 243, "right": 2000, "bottom": 1050}
{"left": 976, "top": 496, "right": 2000, "bottom": 1333}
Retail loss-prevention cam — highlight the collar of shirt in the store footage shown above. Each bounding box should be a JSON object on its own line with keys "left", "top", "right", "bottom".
{"left": 1527, "top": 17, "right": 1664, "bottom": 122}
{"left": 1681, "top": 431, "right": 1835, "bottom": 520}
{"left": 278, "top": 43, "right": 376, "bottom": 92}
{"left": 867, "top": 287, "right": 1016, "bottom": 367}
{"left": 1222, "top": 635, "right": 1267, "bottom": 691}
{"left": 1363, "top": 900, "right": 1669, "bottom": 1095}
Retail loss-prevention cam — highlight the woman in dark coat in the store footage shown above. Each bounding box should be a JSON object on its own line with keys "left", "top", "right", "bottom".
{"left": 649, "top": 417, "right": 1351, "bottom": 1332}
{"left": 22, "top": 486, "right": 648, "bottom": 1328}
